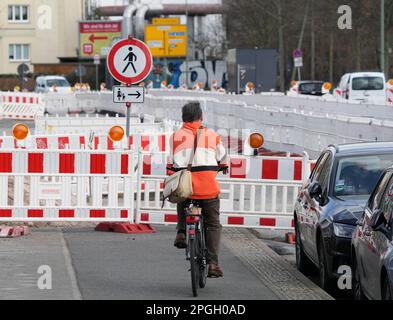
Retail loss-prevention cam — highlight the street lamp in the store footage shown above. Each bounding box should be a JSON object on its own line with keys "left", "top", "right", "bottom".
{"left": 381, "top": 0, "right": 385, "bottom": 75}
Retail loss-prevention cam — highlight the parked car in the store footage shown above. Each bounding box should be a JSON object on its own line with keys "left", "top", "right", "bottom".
{"left": 337, "top": 72, "right": 387, "bottom": 105}
{"left": 294, "top": 142, "right": 393, "bottom": 292}
{"left": 35, "top": 76, "right": 72, "bottom": 93}
{"left": 288, "top": 81, "right": 331, "bottom": 97}
{"left": 352, "top": 167, "right": 393, "bottom": 300}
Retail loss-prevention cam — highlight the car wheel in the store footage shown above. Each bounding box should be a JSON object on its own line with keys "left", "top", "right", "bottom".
{"left": 352, "top": 256, "right": 366, "bottom": 300}
{"left": 295, "top": 221, "right": 315, "bottom": 275}
{"left": 318, "top": 237, "right": 335, "bottom": 293}
{"left": 382, "top": 276, "right": 393, "bottom": 300}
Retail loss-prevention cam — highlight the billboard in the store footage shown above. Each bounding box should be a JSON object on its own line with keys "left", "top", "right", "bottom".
{"left": 79, "top": 21, "right": 122, "bottom": 58}
{"left": 145, "top": 25, "right": 187, "bottom": 58}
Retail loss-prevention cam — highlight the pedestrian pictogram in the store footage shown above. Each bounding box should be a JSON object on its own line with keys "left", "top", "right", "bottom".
{"left": 112, "top": 86, "right": 145, "bottom": 104}
{"left": 107, "top": 37, "right": 153, "bottom": 85}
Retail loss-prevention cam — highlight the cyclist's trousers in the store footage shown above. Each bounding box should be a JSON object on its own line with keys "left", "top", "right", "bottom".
{"left": 177, "top": 198, "right": 222, "bottom": 265}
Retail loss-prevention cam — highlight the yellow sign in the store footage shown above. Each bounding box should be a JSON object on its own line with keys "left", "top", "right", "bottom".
{"left": 145, "top": 25, "right": 187, "bottom": 58}
{"left": 152, "top": 17, "right": 181, "bottom": 26}
{"left": 79, "top": 21, "right": 122, "bottom": 58}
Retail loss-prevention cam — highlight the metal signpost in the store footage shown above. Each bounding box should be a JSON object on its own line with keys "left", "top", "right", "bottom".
{"left": 107, "top": 36, "right": 153, "bottom": 137}
{"left": 293, "top": 49, "right": 303, "bottom": 81}
{"left": 94, "top": 54, "right": 101, "bottom": 90}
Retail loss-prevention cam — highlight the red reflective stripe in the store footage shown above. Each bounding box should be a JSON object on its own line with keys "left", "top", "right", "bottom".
{"left": 291, "top": 220, "right": 295, "bottom": 228}
{"left": 28, "top": 210, "right": 44, "bottom": 218}
{"left": 107, "top": 137, "right": 114, "bottom": 150}
{"left": 121, "top": 210, "right": 128, "bottom": 219}
{"left": 28, "top": 153, "right": 44, "bottom": 173}
{"left": 141, "top": 136, "right": 150, "bottom": 151}
{"left": 143, "top": 155, "right": 152, "bottom": 175}
{"left": 158, "top": 135, "right": 166, "bottom": 152}
{"left": 310, "top": 163, "right": 316, "bottom": 172}
{"left": 79, "top": 136, "right": 86, "bottom": 148}
{"left": 59, "top": 210, "right": 75, "bottom": 218}
{"left": 59, "top": 154, "right": 75, "bottom": 174}
{"left": 294, "top": 160, "right": 303, "bottom": 181}
{"left": 15, "top": 97, "right": 19, "bottom": 103}
{"left": 0, "top": 209, "right": 12, "bottom": 218}
{"left": 90, "top": 154, "right": 106, "bottom": 174}
{"left": 0, "top": 153, "right": 12, "bottom": 173}
{"left": 128, "top": 136, "right": 133, "bottom": 149}
{"left": 58, "top": 137, "right": 70, "bottom": 150}
{"left": 228, "top": 217, "right": 244, "bottom": 225}
{"left": 90, "top": 210, "right": 106, "bottom": 218}
{"left": 262, "top": 160, "right": 278, "bottom": 180}
{"left": 141, "top": 213, "right": 149, "bottom": 222}
{"left": 94, "top": 136, "right": 99, "bottom": 150}
{"left": 36, "top": 137, "right": 48, "bottom": 149}
{"left": 260, "top": 218, "right": 276, "bottom": 227}
{"left": 230, "top": 158, "right": 246, "bottom": 179}
{"left": 22, "top": 97, "right": 27, "bottom": 103}
{"left": 30, "top": 97, "right": 34, "bottom": 104}
{"left": 164, "top": 214, "right": 178, "bottom": 223}
{"left": 121, "top": 154, "right": 129, "bottom": 174}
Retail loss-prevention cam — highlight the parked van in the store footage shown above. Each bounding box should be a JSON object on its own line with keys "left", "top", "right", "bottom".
{"left": 35, "top": 76, "right": 72, "bottom": 94}
{"left": 337, "top": 72, "right": 387, "bottom": 105}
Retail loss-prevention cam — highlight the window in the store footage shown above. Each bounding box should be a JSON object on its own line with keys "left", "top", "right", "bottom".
{"left": 8, "top": 5, "right": 29, "bottom": 22}
{"left": 379, "top": 175, "right": 393, "bottom": 223}
{"left": 9, "top": 44, "right": 30, "bottom": 62}
{"left": 316, "top": 154, "right": 333, "bottom": 192}
{"left": 352, "top": 77, "right": 384, "bottom": 91}
{"left": 334, "top": 154, "right": 393, "bottom": 199}
{"left": 368, "top": 173, "right": 392, "bottom": 212}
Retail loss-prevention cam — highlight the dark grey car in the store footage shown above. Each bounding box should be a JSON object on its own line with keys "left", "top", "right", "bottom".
{"left": 352, "top": 167, "right": 393, "bottom": 300}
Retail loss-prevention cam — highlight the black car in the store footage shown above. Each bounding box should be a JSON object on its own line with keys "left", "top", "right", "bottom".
{"left": 352, "top": 167, "right": 393, "bottom": 300}
{"left": 297, "top": 81, "right": 326, "bottom": 96}
{"left": 294, "top": 142, "right": 393, "bottom": 292}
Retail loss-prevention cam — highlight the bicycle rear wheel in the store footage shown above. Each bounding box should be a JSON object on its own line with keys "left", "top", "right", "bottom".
{"left": 198, "top": 229, "right": 208, "bottom": 289}
{"left": 189, "top": 238, "right": 199, "bottom": 297}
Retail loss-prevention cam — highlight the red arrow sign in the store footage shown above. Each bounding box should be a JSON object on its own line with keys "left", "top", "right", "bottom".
{"left": 89, "top": 34, "right": 108, "bottom": 43}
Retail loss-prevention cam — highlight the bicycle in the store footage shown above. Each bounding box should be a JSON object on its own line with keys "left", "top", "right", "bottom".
{"left": 185, "top": 200, "right": 208, "bottom": 297}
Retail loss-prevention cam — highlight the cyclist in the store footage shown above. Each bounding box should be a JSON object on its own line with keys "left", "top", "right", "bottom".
{"left": 168, "top": 102, "right": 228, "bottom": 278}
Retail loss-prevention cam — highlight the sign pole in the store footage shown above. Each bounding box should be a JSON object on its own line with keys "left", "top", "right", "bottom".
{"left": 126, "top": 84, "right": 132, "bottom": 138}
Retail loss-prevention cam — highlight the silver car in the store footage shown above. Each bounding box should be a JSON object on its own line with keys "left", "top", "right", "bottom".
{"left": 352, "top": 167, "right": 393, "bottom": 300}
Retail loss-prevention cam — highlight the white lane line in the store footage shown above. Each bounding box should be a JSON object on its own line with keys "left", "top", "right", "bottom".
{"left": 60, "top": 231, "right": 82, "bottom": 300}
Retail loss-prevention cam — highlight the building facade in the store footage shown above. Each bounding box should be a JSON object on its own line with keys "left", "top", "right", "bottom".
{"left": 0, "top": 0, "right": 83, "bottom": 74}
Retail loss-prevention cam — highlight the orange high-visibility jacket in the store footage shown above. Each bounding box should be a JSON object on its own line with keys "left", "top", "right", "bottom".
{"left": 169, "top": 122, "right": 228, "bottom": 200}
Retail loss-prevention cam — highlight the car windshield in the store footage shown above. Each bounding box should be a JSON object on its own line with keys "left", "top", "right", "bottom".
{"left": 352, "top": 77, "right": 384, "bottom": 90}
{"left": 46, "top": 79, "right": 70, "bottom": 87}
{"left": 334, "top": 154, "right": 393, "bottom": 199}
{"left": 299, "top": 82, "right": 323, "bottom": 94}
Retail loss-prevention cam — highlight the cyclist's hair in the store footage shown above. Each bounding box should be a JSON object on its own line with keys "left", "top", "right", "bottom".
{"left": 182, "top": 102, "right": 203, "bottom": 123}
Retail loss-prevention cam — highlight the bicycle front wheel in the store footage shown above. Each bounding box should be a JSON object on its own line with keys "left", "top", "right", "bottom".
{"left": 189, "top": 238, "right": 199, "bottom": 297}
{"left": 198, "top": 230, "right": 208, "bottom": 289}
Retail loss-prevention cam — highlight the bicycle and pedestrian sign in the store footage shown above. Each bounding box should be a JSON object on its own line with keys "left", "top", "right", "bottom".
{"left": 107, "top": 37, "right": 153, "bottom": 137}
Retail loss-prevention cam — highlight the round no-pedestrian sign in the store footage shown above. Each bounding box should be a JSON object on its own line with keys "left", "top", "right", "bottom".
{"left": 107, "top": 38, "right": 153, "bottom": 85}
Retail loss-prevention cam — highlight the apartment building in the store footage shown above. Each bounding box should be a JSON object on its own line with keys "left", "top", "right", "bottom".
{"left": 0, "top": 0, "right": 83, "bottom": 74}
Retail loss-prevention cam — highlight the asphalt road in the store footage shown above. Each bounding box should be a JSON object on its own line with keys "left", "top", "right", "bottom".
{"left": 0, "top": 226, "right": 332, "bottom": 300}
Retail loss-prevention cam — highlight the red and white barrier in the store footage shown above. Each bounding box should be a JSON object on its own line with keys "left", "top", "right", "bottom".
{"left": 0, "top": 92, "right": 44, "bottom": 120}
{"left": 229, "top": 156, "right": 314, "bottom": 181}
{"left": 0, "top": 149, "right": 135, "bottom": 222}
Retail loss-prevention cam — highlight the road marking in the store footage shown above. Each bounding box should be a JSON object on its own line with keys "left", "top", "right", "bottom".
{"left": 60, "top": 231, "right": 82, "bottom": 300}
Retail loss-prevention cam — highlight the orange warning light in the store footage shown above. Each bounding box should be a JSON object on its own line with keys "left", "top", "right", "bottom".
{"left": 249, "top": 133, "right": 264, "bottom": 149}
{"left": 108, "top": 126, "right": 125, "bottom": 142}
{"left": 12, "top": 124, "right": 29, "bottom": 141}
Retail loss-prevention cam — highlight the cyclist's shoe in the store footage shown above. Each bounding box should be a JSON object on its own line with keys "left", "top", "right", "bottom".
{"left": 174, "top": 233, "right": 187, "bottom": 249}
{"left": 208, "top": 264, "right": 224, "bottom": 278}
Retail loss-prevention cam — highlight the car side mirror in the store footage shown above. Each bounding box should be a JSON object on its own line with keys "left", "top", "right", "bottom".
{"left": 371, "top": 209, "right": 391, "bottom": 239}
{"left": 309, "top": 182, "right": 328, "bottom": 206}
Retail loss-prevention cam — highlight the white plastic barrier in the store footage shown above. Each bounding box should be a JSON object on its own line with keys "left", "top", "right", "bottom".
{"left": 0, "top": 149, "right": 135, "bottom": 222}
{"left": 0, "top": 92, "right": 44, "bottom": 120}
{"left": 34, "top": 114, "right": 166, "bottom": 136}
